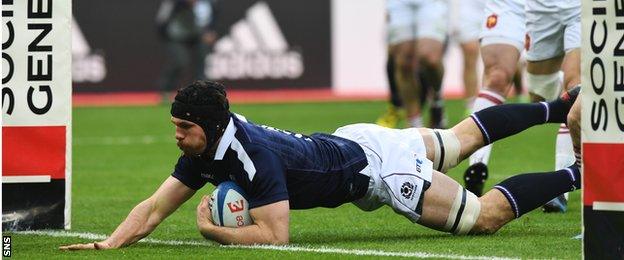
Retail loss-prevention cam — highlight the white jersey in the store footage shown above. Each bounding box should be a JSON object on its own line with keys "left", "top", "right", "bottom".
{"left": 333, "top": 123, "right": 433, "bottom": 222}
{"left": 525, "top": 0, "right": 580, "bottom": 61}
{"left": 479, "top": 0, "right": 526, "bottom": 52}
{"left": 386, "top": 0, "right": 448, "bottom": 44}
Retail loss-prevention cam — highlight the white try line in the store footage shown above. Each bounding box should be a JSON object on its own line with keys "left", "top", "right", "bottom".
{"left": 17, "top": 230, "right": 518, "bottom": 260}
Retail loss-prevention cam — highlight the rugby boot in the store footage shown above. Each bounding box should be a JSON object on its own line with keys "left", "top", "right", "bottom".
{"left": 464, "top": 162, "right": 489, "bottom": 197}
{"left": 543, "top": 194, "right": 568, "bottom": 213}
{"left": 376, "top": 106, "right": 402, "bottom": 128}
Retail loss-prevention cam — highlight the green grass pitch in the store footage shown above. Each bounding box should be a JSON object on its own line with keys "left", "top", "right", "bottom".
{"left": 7, "top": 100, "right": 581, "bottom": 259}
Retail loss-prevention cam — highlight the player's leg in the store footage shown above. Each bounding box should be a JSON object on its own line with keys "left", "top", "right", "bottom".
{"left": 376, "top": 54, "right": 404, "bottom": 128}
{"left": 525, "top": 58, "right": 574, "bottom": 188}
{"left": 417, "top": 170, "right": 482, "bottom": 234}
{"left": 543, "top": 50, "right": 580, "bottom": 210}
{"left": 460, "top": 40, "right": 480, "bottom": 114}
{"left": 556, "top": 4, "right": 581, "bottom": 184}
{"left": 476, "top": 164, "right": 581, "bottom": 232}
{"left": 567, "top": 97, "right": 581, "bottom": 166}
{"left": 526, "top": 1, "right": 580, "bottom": 211}
{"left": 512, "top": 60, "right": 526, "bottom": 99}
{"left": 456, "top": 0, "right": 484, "bottom": 115}
{"left": 391, "top": 41, "right": 423, "bottom": 127}
{"left": 417, "top": 38, "right": 446, "bottom": 128}
{"left": 464, "top": 44, "right": 519, "bottom": 191}
{"left": 526, "top": 57, "right": 564, "bottom": 102}
{"left": 465, "top": 0, "right": 526, "bottom": 195}
{"left": 386, "top": 2, "right": 423, "bottom": 128}
{"left": 417, "top": 164, "right": 580, "bottom": 235}
{"left": 415, "top": 0, "right": 448, "bottom": 129}
{"left": 421, "top": 86, "right": 579, "bottom": 173}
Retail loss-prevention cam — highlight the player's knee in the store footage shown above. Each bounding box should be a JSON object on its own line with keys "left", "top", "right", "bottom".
{"left": 462, "top": 43, "right": 480, "bottom": 56}
{"left": 484, "top": 67, "right": 513, "bottom": 92}
{"left": 444, "top": 187, "right": 481, "bottom": 235}
{"left": 419, "top": 53, "right": 443, "bottom": 70}
{"left": 395, "top": 56, "right": 416, "bottom": 76}
{"left": 527, "top": 71, "right": 562, "bottom": 101}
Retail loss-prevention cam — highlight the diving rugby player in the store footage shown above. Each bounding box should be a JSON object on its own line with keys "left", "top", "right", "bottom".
{"left": 61, "top": 81, "right": 580, "bottom": 248}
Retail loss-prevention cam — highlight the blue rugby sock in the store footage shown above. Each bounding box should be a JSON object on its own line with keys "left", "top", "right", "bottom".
{"left": 471, "top": 99, "right": 570, "bottom": 145}
{"left": 494, "top": 165, "right": 581, "bottom": 218}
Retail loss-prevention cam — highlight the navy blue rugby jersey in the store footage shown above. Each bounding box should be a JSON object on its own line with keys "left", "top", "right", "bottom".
{"left": 172, "top": 113, "right": 370, "bottom": 209}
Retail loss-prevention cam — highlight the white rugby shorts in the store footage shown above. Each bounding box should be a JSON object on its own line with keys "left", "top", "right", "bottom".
{"left": 525, "top": 0, "right": 580, "bottom": 61}
{"left": 479, "top": 0, "right": 526, "bottom": 52}
{"left": 386, "top": 0, "right": 448, "bottom": 45}
{"left": 333, "top": 124, "right": 433, "bottom": 223}
{"left": 450, "top": 0, "right": 485, "bottom": 43}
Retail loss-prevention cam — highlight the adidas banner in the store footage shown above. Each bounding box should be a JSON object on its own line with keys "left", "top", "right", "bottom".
{"left": 73, "top": 0, "right": 330, "bottom": 92}
{"left": 2, "top": 0, "right": 73, "bottom": 230}
{"left": 206, "top": 0, "right": 331, "bottom": 89}
{"left": 581, "top": 0, "right": 624, "bottom": 257}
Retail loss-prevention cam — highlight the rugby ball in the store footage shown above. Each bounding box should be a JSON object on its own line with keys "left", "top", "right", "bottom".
{"left": 210, "top": 181, "right": 253, "bottom": 227}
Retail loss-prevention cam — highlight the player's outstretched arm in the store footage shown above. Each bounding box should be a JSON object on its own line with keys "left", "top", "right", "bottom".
{"left": 196, "top": 196, "right": 289, "bottom": 245}
{"left": 59, "top": 176, "right": 196, "bottom": 250}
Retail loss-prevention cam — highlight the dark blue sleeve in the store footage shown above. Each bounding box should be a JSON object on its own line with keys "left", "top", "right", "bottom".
{"left": 171, "top": 156, "right": 209, "bottom": 190}
{"left": 246, "top": 145, "right": 289, "bottom": 209}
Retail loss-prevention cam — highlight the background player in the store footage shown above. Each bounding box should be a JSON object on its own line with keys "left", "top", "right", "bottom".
{"left": 523, "top": 0, "right": 580, "bottom": 211}
{"left": 448, "top": 0, "right": 485, "bottom": 115}
{"left": 379, "top": 0, "right": 448, "bottom": 128}
{"left": 464, "top": 0, "right": 526, "bottom": 196}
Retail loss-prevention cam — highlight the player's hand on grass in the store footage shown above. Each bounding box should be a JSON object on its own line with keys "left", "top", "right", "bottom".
{"left": 196, "top": 195, "right": 215, "bottom": 233}
{"left": 59, "top": 241, "right": 112, "bottom": 250}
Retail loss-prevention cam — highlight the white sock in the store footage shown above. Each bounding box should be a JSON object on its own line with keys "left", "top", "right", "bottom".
{"left": 555, "top": 124, "right": 575, "bottom": 200}
{"left": 555, "top": 124, "right": 575, "bottom": 170}
{"left": 469, "top": 90, "right": 506, "bottom": 165}
{"left": 409, "top": 116, "right": 423, "bottom": 128}
{"left": 465, "top": 97, "right": 475, "bottom": 111}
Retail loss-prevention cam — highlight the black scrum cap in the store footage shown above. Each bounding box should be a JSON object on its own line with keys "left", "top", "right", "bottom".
{"left": 170, "top": 81, "right": 230, "bottom": 157}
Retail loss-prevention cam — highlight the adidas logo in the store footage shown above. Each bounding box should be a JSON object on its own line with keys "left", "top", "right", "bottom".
{"left": 206, "top": 1, "right": 304, "bottom": 80}
{"left": 72, "top": 17, "right": 107, "bottom": 83}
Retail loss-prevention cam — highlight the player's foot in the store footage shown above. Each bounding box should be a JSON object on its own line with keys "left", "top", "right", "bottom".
{"left": 464, "top": 162, "right": 488, "bottom": 197}
{"left": 542, "top": 194, "right": 568, "bottom": 213}
{"left": 376, "top": 106, "right": 401, "bottom": 128}
{"left": 429, "top": 105, "right": 447, "bottom": 129}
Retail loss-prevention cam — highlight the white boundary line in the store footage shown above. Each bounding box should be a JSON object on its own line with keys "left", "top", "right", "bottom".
{"left": 17, "top": 230, "right": 518, "bottom": 259}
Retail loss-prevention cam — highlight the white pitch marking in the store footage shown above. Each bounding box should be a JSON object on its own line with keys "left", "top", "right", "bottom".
{"left": 2, "top": 175, "right": 51, "bottom": 183}
{"left": 17, "top": 230, "right": 518, "bottom": 260}
{"left": 593, "top": 201, "right": 624, "bottom": 212}
{"left": 73, "top": 135, "right": 174, "bottom": 146}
